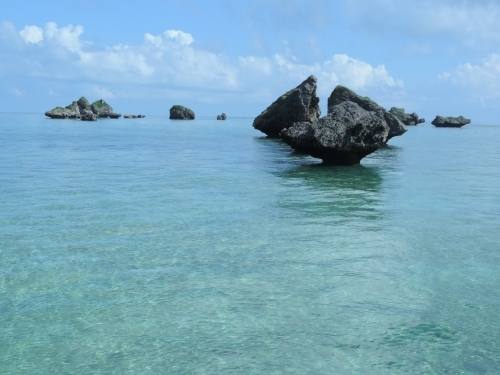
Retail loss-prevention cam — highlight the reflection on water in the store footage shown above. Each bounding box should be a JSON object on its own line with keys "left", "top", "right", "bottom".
{"left": 275, "top": 164, "right": 383, "bottom": 225}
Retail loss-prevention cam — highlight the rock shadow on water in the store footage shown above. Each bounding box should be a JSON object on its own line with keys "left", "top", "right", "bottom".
{"left": 275, "top": 164, "right": 384, "bottom": 224}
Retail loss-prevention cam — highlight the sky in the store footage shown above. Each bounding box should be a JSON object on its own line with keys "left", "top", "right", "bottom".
{"left": 1, "top": 0, "right": 500, "bottom": 122}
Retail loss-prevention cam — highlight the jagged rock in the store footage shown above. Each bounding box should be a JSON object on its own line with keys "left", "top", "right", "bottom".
{"left": 253, "top": 75, "right": 321, "bottom": 137}
{"left": 45, "top": 101, "right": 81, "bottom": 119}
{"left": 170, "top": 105, "right": 195, "bottom": 120}
{"left": 328, "top": 85, "right": 406, "bottom": 141}
{"left": 80, "top": 109, "right": 98, "bottom": 121}
{"left": 90, "top": 99, "right": 120, "bottom": 118}
{"left": 77, "top": 97, "right": 92, "bottom": 113}
{"left": 217, "top": 113, "right": 227, "bottom": 120}
{"left": 281, "top": 101, "right": 390, "bottom": 165}
{"left": 389, "top": 107, "right": 425, "bottom": 126}
{"left": 431, "top": 115, "right": 471, "bottom": 128}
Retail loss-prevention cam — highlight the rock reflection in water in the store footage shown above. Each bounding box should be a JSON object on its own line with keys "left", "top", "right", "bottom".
{"left": 275, "top": 164, "right": 383, "bottom": 225}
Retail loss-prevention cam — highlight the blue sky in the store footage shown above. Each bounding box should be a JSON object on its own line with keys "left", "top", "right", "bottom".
{"left": 1, "top": 0, "right": 500, "bottom": 122}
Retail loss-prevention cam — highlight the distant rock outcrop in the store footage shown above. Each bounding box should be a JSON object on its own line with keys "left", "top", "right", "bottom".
{"left": 170, "top": 105, "right": 195, "bottom": 120}
{"left": 91, "top": 99, "right": 121, "bottom": 118}
{"left": 431, "top": 115, "right": 471, "bottom": 128}
{"left": 124, "top": 114, "right": 146, "bottom": 119}
{"left": 327, "top": 85, "right": 406, "bottom": 141}
{"left": 253, "top": 75, "right": 321, "bottom": 137}
{"left": 45, "top": 97, "right": 122, "bottom": 119}
{"left": 45, "top": 100, "right": 81, "bottom": 119}
{"left": 389, "top": 107, "right": 425, "bottom": 125}
{"left": 217, "top": 113, "right": 227, "bottom": 120}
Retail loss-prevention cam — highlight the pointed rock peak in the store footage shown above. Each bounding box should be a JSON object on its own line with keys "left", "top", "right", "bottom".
{"left": 253, "top": 75, "right": 321, "bottom": 137}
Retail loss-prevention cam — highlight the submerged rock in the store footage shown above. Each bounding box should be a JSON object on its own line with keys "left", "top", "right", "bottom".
{"left": 170, "top": 105, "right": 195, "bottom": 120}
{"left": 253, "top": 75, "right": 321, "bottom": 137}
{"left": 431, "top": 115, "right": 471, "bottom": 128}
{"left": 389, "top": 107, "right": 425, "bottom": 125}
{"left": 281, "top": 101, "right": 390, "bottom": 165}
{"left": 327, "top": 85, "right": 406, "bottom": 141}
{"left": 217, "top": 113, "right": 227, "bottom": 120}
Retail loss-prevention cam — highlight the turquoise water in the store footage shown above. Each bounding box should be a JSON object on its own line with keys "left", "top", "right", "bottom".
{"left": 1, "top": 113, "right": 499, "bottom": 374}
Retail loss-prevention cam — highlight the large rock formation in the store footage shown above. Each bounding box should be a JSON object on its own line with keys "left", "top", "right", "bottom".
{"left": 431, "top": 115, "right": 471, "bottom": 128}
{"left": 253, "top": 75, "right": 321, "bottom": 137}
{"left": 45, "top": 97, "right": 124, "bottom": 119}
{"left": 281, "top": 101, "right": 390, "bottom": 165}
{"left": 217, "top": 113, "right": 227, "bottom": 120}
{"left": 170, "top": 105, "right": 195, "bottom": 120}
{"left": 91, "top": 99, "right": 121, "bottom": 118}
{"left": 389, "top": 107, "right": 425, "bottom": 125}
{"left": 327, "top": 85, "right": 406, "bottom": 141}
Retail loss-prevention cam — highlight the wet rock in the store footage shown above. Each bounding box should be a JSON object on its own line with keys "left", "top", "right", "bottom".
{"left": 281, "top": 101, "right": 390, "bottom": 165}
{"left": 253, "top": 75, "right": 321, "bottom": 137}
{"left": 431, "top": 115, "right": 471, "bottom": 128}
{"left": 388, "top": 107, "right": 425, "bottom": 125}
{"left": 328, "top": 85, "right": 406, "bottom": 141}
{"left": 170, "top": 105, "right": 195, "bottom": 120}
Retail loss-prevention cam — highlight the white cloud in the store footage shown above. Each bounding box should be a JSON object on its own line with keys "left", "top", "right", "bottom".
{"left": 346, "top": 0, "right": 500, "bottom": 46}
{"left": 439, "top": 54, "right": 500, "bottom": 102}
{"left": 19, "top": 25, "right": 43, "bottom": 44}
{"left": 1, "top": 21, "right": 402, "bottom": 104}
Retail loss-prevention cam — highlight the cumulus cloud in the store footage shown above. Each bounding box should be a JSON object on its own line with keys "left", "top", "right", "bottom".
{"left": 0, "top": 21, "right": 402, "bottom": 105}
{"left": 19, "top": 25, "right": 43, "bottom": 44}
{"left": 346, "top": 0, "right": 500, "bottom": 46}
{"left": 439, "top": 54, "right": 500, "bottom": 102}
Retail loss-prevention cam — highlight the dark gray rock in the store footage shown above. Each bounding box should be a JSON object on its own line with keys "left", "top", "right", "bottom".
{"left": 80, "top": 109, "right": 98, "bottom": 121}
{"left": 77, "top": 97, "right": 92, "bottom": 113}
{"left": 217, "top": 113, "right": 227, "bottom": 120}
{"left": 124, "top": 114, "right": 137, "bottom": 118}
{"left": 108, "top": 113, "right": 121, "bottom": 119}
{"left": 431, "top": 115, "right": 471, "bottom": 128}
{"left": 328, "top": 85, "right": 406, "bottom": 141}
{"left": 253, "top": 75, "right": 321, "bottom": 137}
{"left": 280, "top": 101, "right": 390, "bottom": 165}
{"left": 388, "top": 107, "right": 425, "bottom": 126}
{"left": 170, "top": 105, "right": 195, "bottom": 120}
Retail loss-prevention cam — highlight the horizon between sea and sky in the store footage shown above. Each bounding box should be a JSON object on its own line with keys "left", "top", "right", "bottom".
{"left": 1, "top": 0, "right": 500, "bottom": 122}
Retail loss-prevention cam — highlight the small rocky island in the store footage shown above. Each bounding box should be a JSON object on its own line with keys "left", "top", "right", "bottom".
{"left": 124, "top": 114, "right": 145, "bottom": 119}
{"left": 431, "top": 116, "right": 471, "bottom": 127}
{"left": 253, "top": 75, "right": 321, "bottom": 137}
{"left": 45, "top": 97, "right": 121, "bottom": 120}
{"left": 389, "top": 107, "right": 425, "bottom": 125}
{"left": 170, "top": 105, "right": 195, "bottom": 120}
{"left": 280, "top": 85, "right": 407, "bottom": 165}
{"left": 217, "top": 113, "right": 227, "bottom": 120}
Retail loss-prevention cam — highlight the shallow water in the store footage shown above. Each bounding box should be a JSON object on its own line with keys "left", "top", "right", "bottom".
{"left": 1, "top": 114, "right": 499, "bottom": 374}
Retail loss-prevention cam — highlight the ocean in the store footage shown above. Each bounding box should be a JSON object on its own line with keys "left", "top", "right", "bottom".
{"left": 1, "top": 113, "right": 499, "bottom": 374}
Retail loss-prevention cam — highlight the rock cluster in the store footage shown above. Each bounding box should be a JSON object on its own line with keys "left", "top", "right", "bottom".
{"left": 253, "top": 78, "right": 408, "bottom": 165}
{"left": 388, "top": 107, "right": 425, "bottom": 125}
{"left": 45, "top": 97, "right": 122, "bottom": 119}
{"left": 253, "top": 75, "right": 321, "bottom": 137}
{"left": 170, "top": 105, "right": 195, "bottom": 120}
{"left": 431, "top": 116, "right": 471, "bottom": 128}
{"left": 124, "top": 114, "right": 145, "bottom": 118}
{"left": 217, "top": 113, "right": 227, "bottom": 120}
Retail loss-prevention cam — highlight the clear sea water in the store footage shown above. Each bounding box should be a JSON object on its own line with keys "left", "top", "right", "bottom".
{"left": 0, "top": 113, "right": 499, "bottom": 374}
